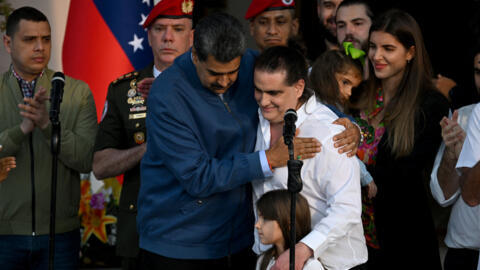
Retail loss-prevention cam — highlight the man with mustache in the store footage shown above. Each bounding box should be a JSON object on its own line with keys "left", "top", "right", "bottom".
{"left": 245, "top": 0, "right": 299, "bottom": 52}
{"left": 318, "top": 0, "right": 343, "bottom": 50}
{"left": 92, "top": 1, "right": 193, "bottom": 269}
{"left": 0, "top": 6, "right": 97, "bottom": 269}
{"left": 335, "top": 0, "right": 373, "bottom": 52}
{"left": 136, "top": 12, "right": 321, "bottom": 269}
{"left": 335, "top": 0, "right": 373, "bottom": 79}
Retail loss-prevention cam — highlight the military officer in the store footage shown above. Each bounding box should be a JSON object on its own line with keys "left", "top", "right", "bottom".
{"left": 245, "top": 0, "right": 299, "bottom": 52}
{"left": 92, "top": 1, "right": 194, "bottom": 269}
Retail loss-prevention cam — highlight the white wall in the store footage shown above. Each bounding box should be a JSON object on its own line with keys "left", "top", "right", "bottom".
{"left": 1, "top": 0, "right": 70, "bottom": 73}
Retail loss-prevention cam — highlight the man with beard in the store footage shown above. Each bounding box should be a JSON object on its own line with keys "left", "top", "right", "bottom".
{"left": 317, "top": 0, "right": 343, "bottom": 50}
{"left": 335, "top": 0, "right": 373, "bottom": 79}
{"left": 336, "top": 0, "right": 373, "bottom": 51}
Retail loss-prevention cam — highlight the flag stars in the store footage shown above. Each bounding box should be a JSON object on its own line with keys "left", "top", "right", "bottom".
{"left": 128, "top": 34, "right": 144, "bottom": 53}
{"left": 139, "top": 13, "right": 147, "bottom": 26}
{"left": 142, "top": 0, "right": 150, "bottom": 6}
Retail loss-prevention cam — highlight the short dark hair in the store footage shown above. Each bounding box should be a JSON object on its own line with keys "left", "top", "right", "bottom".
{"left": 255, "top": 46, "right": 311, "bottom": 102}
{"left": 337, "top": 0, "right": 374, "bottom": 20}
{"left": 255, "top": 46, "right": 308, "bottom": 86}
{"left": 193, "top": 12, "right": 246, "bottom": 63}
{"left": 6, "top": 6, "right": 48, "bottom": 37}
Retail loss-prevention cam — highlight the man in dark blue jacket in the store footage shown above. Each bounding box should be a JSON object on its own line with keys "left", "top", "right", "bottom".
{"left": 137, "top": 12, "right": 320, "bottom": 270}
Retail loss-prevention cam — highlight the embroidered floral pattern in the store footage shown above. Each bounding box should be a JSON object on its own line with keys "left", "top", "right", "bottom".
{"left": 356, "top": 88, "right": 385, "bottom": 249}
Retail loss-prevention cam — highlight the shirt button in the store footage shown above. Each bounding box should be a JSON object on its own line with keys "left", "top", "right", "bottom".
{"left": 135, "top": 123, "right": 140, "bottom": 128}
{"left": 129, "top": 204, "right": 135, "bottom": 210}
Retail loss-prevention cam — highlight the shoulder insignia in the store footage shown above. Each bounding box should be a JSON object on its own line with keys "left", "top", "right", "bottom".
{"left": 112, "top": 71, "right": 139, "bottom": 85}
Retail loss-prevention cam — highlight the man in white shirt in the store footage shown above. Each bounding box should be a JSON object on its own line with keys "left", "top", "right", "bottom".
{"left": 430, "top": 49, "right": 480, "bottom": 270}
{"left": 252, "top": 46, "right": 367, "bottom": 270}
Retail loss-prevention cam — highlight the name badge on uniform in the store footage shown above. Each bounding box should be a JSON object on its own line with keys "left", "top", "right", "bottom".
{"left": 129, "top": 113, "right": 146, "bottom": 119}
{"left": 134, "top": 132, "right": 145, "bottom": 144}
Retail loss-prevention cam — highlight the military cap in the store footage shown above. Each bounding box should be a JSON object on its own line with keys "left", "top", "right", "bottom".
{"left": 143, "top": 0, "right": 194, "bottom": 29}
{"left": 245, "top": 0, "right": 295, "bottom": 20}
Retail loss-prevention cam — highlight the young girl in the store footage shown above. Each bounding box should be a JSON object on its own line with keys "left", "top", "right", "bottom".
{"left": 310, "top": 47, "right": 377, "bottom": 199}
{"left": 310, "top": 45, "right": 363, "bottom": 120}
{"left": 255, "top": 190, "right": 323, "bottom": 270}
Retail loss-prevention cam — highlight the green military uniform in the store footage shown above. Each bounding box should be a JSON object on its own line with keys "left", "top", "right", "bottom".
{"left": 94, "top": 64, "right": 153, "bottom": 258}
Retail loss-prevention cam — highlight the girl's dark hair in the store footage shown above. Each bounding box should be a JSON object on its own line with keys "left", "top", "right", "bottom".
{"left": 310, "top": 49, "right": 363, "bottom": 107}
{"left": 257, "top": 190, "right": 311, "bottom": 270}
{"left": 356, "top": 9, "right": 435, "bottom": 158}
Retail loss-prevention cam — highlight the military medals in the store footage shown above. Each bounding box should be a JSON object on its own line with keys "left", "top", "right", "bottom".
{"left": 134, "top": 131, "right": 145, "bottom": 144}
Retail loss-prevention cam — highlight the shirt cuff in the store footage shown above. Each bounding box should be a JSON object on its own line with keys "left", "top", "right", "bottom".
{"left": 259, "top": 150, "right": 273, "bottom": 177}
{"left": 300, "top": 230, "right": 326, "bottom": 259}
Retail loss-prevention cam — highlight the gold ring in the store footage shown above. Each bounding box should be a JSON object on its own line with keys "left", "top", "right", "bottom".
{"left": 297, "top": 155, "right": 302, "bottom": 160}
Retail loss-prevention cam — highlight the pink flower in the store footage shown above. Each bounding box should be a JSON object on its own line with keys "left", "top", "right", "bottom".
{"left": 90, "top": 193, "right": 105, "bottom": 210}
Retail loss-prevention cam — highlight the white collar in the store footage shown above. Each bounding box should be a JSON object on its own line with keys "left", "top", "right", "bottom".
{"left": 153, "top": 65, "right": 162, "bottom": 78}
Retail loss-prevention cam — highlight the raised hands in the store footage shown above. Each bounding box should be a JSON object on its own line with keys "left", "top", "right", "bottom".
{"left": 440, "top": 110, "right": 466, "bottom": 159}
{"left": 18, "top": 86, "right": 50, "bottom": 133}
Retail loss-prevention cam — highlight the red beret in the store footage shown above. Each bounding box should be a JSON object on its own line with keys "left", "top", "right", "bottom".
{"left": 143, "top": 0, "right": 194, "bottom": 29}
{"left": 245, "top": 0, "right": 295, "bottom": 20}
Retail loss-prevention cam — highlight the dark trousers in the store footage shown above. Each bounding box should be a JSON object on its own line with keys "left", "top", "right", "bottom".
{"left": 139, "top": 247, "right": 257, "bottom": 270}
{"left": 444, "top": 247, "right": 479, "bottom": 270}
{"left": 0, "top": 229, "right": 80, "bottom": 270}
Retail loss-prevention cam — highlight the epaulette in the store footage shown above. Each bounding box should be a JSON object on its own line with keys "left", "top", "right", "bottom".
{"left": 112, "top": 71, "right": 139, "bottom": 85}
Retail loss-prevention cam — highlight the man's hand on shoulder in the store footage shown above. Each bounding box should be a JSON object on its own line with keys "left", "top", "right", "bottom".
{"left": 332, "top": 118, "right": 360, "bottom": 157}
{"left": 137, "top": 77, "right": 155, "bottom": 99}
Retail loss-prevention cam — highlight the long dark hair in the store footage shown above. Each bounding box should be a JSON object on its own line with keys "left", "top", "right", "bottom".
{"left": 359, "top": 9, "right": 435, "bottom": 157}
{"left": 257, "top": 190, "right": 311, "bottom": 270}
{"left": 310, "top": 49, "right": 363, "bottom": 108}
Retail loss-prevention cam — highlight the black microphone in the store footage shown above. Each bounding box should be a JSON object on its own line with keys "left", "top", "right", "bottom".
{"left": 283, "top": 109, "right": 297, "bottom": 146}
{"left": 50, "top": 72, "right": 65, "bottom": 121}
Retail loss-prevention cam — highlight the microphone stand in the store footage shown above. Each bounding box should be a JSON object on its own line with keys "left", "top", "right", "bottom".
{"left": 286, "top": 131, "right": 303, "bottom": 270}
{"left": 49, "top": 90, "right": 62, "bottom": 270}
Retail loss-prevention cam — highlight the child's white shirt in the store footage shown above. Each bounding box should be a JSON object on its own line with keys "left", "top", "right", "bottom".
{"left": 255, "top": 254, "right": 325, "bottom": 270}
